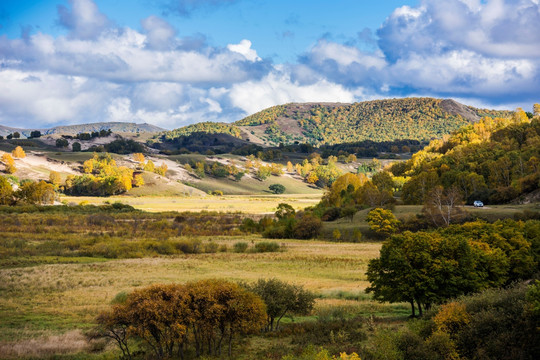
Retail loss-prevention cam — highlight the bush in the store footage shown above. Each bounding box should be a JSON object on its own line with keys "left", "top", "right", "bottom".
{"left": 293, "top": 214, "right": 322, "bottom": 239}
{"left": 233, "top": 241, "right": 249, "bottom": 253}
{"left": 254, "top": 241, "right": 280, "bottom": 253}
{"left": 211, "top": 190, "right": 224, "bottom": 196}
{"left": 173, "top": 238, "right": 202, "bottom": 254}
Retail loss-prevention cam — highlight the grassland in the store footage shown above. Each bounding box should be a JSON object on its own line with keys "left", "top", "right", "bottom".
{"left": 60, "top": 194, "right": 322, "bottom": 213}
{"left": 0, "top": 236, "right": 392, "bottom": 358}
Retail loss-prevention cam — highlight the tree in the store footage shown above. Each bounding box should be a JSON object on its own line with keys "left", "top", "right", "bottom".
{"left": 534, "top": 103, "right": 540, "bottom": 117}
{"left": 56, "top": 138, "right": 69, "bottom": 148}
{"left": 29, "top": 130, "right": 41, "bottom": 138}
{"left": 423, "top": 186, "right": 465, "bottom": 226}
{"left": 1, "top": 153, "right": 16, "bottom": 174}
{"left": 15, "top": 180, "right": 55, "bottom": 204}
{"left": 366, "top": 230, "right": 508, "bottom": 316}
{"left": 269, "top": 184, "right": 286, "bottom": 194}
{"left": 144, "top": 160, "right": 155, "bottom": 173}
{"left": 132, "top": 153, "right": 145, "bottom": 165}
{"left": 11, "top": 146, "right": 26, "bottom": 158}
{"left": 0, "top": 176, "right": 13, "bottom": 205}
{"left": 293, "top": 213, "right": 322, "bottom": 239}
{"left": 133, "top": 174, "right": 144, "bottom": 187}
{"left": 366, "top": 208, "right": 400, "bottom": 237}
{"left": 13, "top": 132, "right": 20, "bottom": 139}
{"left": 97, "top": 281, "right": 266, "bottom": 359}
{"left": 72, "top": 142, "right": 81, "bottom": 152}
{"left": 49, "top": 171, "right": 62, "bottom": 188}
{"left": 275, "top": 203, "right": 295, "bottom": 220}
{"left": 247, "top": 278, "right": 315, "bottom": 331}
{"left": 155, "top": 163, "right": 168, "bottom": 176}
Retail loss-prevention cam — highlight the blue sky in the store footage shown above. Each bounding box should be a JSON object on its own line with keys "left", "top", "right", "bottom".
{"left": 0, "top": 0, "right": 539, "bottom": 129}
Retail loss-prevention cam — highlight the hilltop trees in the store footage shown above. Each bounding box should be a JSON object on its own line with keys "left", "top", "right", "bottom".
{"left": 397, "top": 111, "right": 540, "bottom": 205}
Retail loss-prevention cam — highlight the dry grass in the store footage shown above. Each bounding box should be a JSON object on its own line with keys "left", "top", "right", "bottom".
{"left": 0, "top": 237, "right": 381, "bottom": 346}
{"left": 0, "top": 330, "right": 90, "bottom": 359}
{"left": 60, "top": 194, "right": 322, "bottom": 213}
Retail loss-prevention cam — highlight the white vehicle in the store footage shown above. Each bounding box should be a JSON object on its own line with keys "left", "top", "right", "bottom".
{"left": 473, "top": 200, "right": 484, "bottom": 207}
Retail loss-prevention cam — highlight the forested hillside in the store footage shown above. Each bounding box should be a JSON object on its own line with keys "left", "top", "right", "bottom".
{"left": 159, "top": 98, "right": 512, "bottom": 146}
{"left": 393, "top": 107, "right": 540, "bottom": 204}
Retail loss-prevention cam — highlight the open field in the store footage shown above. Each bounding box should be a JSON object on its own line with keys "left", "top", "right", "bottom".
{"left": 0, "top": 236, "right": 391, "bottom": 358}
{"left": 60, "top": 194, "right": 323, "bottom": 213}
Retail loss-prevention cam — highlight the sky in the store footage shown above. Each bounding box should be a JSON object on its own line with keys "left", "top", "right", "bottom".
{"left": 0, "top": 0, "right": 539, "bottom": 129}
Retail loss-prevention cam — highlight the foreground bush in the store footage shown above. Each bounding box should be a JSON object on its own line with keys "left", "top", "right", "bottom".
{"left": 96, "top": 280, "right": 266, "bottom": 359}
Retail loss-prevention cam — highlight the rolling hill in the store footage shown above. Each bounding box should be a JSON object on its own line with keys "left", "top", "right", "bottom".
{"left": 160, "top": 97, "right": 512, "bottom": 147}
{"left": 0, "top": 122, "right": 165, "bottom": 138}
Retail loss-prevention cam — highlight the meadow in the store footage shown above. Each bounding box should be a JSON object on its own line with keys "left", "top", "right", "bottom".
{"left": 0, "top": 233, "right": 394, "bottom": 359}
{"left": 60, "top": 194, "right": 322, "bottom": 213}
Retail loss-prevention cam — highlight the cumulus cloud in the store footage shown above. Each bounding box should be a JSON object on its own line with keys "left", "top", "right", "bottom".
{"left": 229, "top": 69, "right": 361, "bottom": 115}
{"left": 297, "top": 0, "right": 540, "bottom": 103}
{"left": 378, "top": 0, "right": 540, "bottom": 59}
{"left": 227, "top": 39, "right": 261, "bottom": 62}
{"left": 141, "top": 15, "right": 177, "bottom": 50}
{"left": 57, "top": 0, "right": 110, "bottom": 39}
{"left": 1, "top": 0, "right": 539, "bottom": 129}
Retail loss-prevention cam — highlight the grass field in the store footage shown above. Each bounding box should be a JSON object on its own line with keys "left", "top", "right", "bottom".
{"left": 0, "top": 236, "right": 391, "bottom": 358}
{"left": 60, "top": 194, "right": 323, "bottom": 213}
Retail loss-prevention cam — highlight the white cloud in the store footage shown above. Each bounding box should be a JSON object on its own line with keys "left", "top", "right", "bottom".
{"left": 227, "top": 39, "right": 261, "bottom": 62}
{"left": 141, "top": 15, "right": 177, "bottom": 50}
{"left": 229, "top": 70, "right": 361, "bottom": 115}
{"left": 57, "top": 0, "right": 110, "bottom": 39}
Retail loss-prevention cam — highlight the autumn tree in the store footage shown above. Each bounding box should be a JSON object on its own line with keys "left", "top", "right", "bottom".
{"left": 154, "top": 163, "right": 168, "bottom": 176}
{"left": 1, "top": 153, "right": 16, "bottom": 174}
{"left": 132, "top": 153, "right": 145, "bottom": 166}
{"left": 15, "top": 180, "right": 55, "bottom": 204}
{"left": 144, "top": 160, "right": 155, "bottom": 173}
{"left": 97, "top": 280, "right": 266, "bottom": 359}
{"left": 49, "top": 171, "right": 62, "bottom": 188}
{"left": 0, "top": 176, "right": 13, "bottom": 205}
{"left": 11, "top": 146, "right": 26, "bottom": 158}
{"left": 366, "top": 208, "right": 400, "bottom": 237}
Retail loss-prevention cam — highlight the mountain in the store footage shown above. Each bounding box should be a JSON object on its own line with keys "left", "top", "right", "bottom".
{"left": 0, "top": 122, "right": 165, "bottom": 138}
{"left": 160, "top": 98, "right": 512, "bottom": 147}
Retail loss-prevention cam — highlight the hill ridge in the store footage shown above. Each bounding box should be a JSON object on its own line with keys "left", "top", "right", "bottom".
{"left": 161, "top": 97, "right": 512, "bottom": 146}
{"left": 0, "top": 122, "right": 165, "bottom": 138}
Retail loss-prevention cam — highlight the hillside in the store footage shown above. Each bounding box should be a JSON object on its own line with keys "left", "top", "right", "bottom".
{"left": 159, "top": 98, "right": 512, "bottom": 147}
{"left": 0, "top": 122, "right": 165, "bottom": 138}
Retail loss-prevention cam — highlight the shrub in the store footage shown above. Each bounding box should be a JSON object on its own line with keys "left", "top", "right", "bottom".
{"left": 293, "top": 214, "right": 322, "bottom": 239}
{"left": 233, "top": 241, "right": 249, "bottom": 253}
{"left": 254, "top": 241, "right": 280, "bottom": 253}
{"left": 211, "top": 190, "right": 223, "bottom": 196}
{"left": 173, "top": 238, "right": 202, "bottom": 254}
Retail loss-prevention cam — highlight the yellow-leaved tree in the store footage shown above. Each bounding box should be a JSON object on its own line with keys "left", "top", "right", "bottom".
{"left": 11, "top": 146, "right": 26, "bottom": 158}
{"left": 1, "top": 153, "right": 16, "bottom": 174}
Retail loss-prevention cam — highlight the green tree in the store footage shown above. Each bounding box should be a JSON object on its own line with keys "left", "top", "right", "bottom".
{"left": 72, "top": 142, "right": 81, "bottom": 152}
{"left": 56, "top": 138, "right": 69, "bottom": 148}
{"left": 275, "top": 203, "right": 295, "bottom": 220}
{"left": 247, "top": 278, "right": 315, "bottom": 331}
{"left": 269, "top": 183, "right": 286, "bottom": 194}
